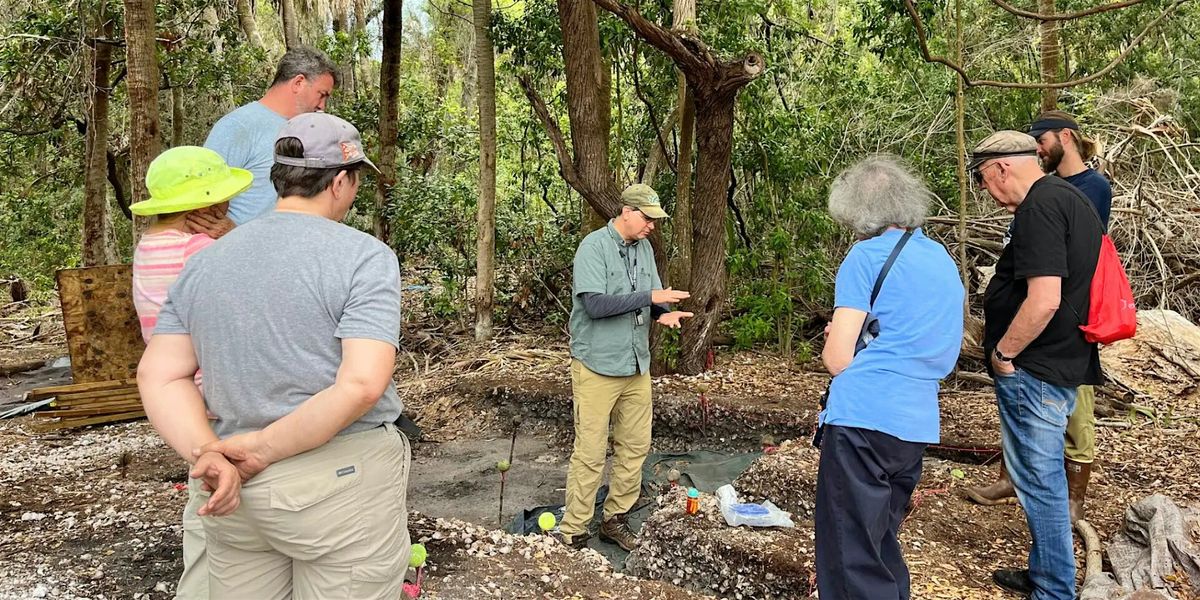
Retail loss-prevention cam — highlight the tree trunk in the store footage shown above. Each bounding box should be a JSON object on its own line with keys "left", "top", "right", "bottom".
{"left": 82, "top": 19, "right": 115, "bottom": 267}
{"left": 124, "top": 0, "right": 161, "bottom": 239}
{"left": 669, "top": 0, "right": 696, "bottom": 292}
{"left": 235, "top": 0, "right": 264, "bottom": 49}
{"left": 473, "top": 0, "right": 498, "bottom": 341}
{"left": 281, "top": 0, "right": 301, "bottom": 49}
{"left": 677, "top": 92, "right": 735, "bottom": 374}
{"left": 375, "top": 0, "right": 403, "bottom": 244}
{"left": 558, "top": 0, "right": 623, "bottom": 217}
{"left": 1038, "top": 0, "right": 1060, "bottom": 111}
{"left": 171, "top": 86, "right": 184, "bottom": 147}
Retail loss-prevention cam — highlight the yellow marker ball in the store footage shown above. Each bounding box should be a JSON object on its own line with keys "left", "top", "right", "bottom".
{"left": 409, "top": 543, "right": 427, "bottom": 568}
{"left": 538, "top": 512, "right": 557, "bottom": 532}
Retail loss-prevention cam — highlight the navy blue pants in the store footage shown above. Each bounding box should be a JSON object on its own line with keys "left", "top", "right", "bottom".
{"left": 815, "top": 425, "right": 926, "bottom": 600}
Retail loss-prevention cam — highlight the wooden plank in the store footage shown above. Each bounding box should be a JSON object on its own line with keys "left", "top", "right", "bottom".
{"left": 27, "top": 378, "right": 138, "bottom": 400}
{"left": 56, "top": 266, "right": 145, "bottom": 384}
{"left": 51, "top": 394, "right": 142, "bottom": 410}
{"left": 38, "top": 410, "right": 146, "bottom": 431}
{"left": 48, "top": 403, "right": 144, "bottom": 418}
{"left": 50, "top": 386, "right": 140, "bottom": 403}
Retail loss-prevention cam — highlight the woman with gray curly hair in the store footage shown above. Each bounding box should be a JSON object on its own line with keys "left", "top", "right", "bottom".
{"left": 814, "top": 155, "right": 964, "bottom": 600}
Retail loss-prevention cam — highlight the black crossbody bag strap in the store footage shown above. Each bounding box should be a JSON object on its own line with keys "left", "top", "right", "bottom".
{"left": 871, "top": 230, "right": 913, "bottom": 308}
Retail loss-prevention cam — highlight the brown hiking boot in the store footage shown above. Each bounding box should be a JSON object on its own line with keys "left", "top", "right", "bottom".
{"left": 549, "top": 529, "right": 590, "bottom": 550}
{"left": 1066, "top": 459, "right": 1092, "bottom": 524}
{"left": 599, "top": 515, "right": 638, "bottom": 551}
{"left": 965, "top": 455, "right": 1018, "bottom": 506}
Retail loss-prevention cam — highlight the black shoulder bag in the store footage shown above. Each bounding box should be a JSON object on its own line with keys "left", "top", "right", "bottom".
{"left": 812, "top": 230, "right": 913, "bottom": 448}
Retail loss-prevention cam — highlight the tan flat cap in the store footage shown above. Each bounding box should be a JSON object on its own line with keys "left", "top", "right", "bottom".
{"left": 968, "top": 130, "right": 1038, "bottom": 170}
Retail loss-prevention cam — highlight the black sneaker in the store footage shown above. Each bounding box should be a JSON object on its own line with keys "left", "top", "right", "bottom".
{"left": 992, "top": 568, "right": 1034, "bottom": 597}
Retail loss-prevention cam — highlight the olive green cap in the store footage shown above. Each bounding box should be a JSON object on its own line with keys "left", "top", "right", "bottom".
{"left": 620, "top": 184, "right": 669, "bottom": 219}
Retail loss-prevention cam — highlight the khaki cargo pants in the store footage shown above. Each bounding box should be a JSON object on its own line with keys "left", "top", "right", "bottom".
{"left": 561, "top": 359, "right": 652, "bottom": 538}
{"left": 195, "top": 423, "right": 411, "bottom": 599}
{"left": 1065, "top": 384, "right": 1095, "bottom": 463}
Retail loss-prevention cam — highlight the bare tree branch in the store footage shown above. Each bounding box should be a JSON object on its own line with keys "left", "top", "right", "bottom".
{"left": 630, "top": 42, "right": 677, "bottom": 175}
{"left": 902, "top": 0, "right": 1189, "bottom": 89}
{"left": 517, "top": 73, "right": 598, "bottom": 204}
{"left": 991, "top": 0, "right": 1153, "bottom": 21}
{"left": 588, "top": 0, "right": 709, "bottom": 74}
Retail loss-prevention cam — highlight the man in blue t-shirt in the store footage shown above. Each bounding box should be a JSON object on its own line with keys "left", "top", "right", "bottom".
{"left": 1030, "top": 111, "right": 1112, "bottom": 229}
{"left": 188, "top": 47, "right": 340, "bottom": 238}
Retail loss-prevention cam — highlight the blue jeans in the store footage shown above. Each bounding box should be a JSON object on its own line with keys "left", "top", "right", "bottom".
{"left": 996, "top": 367, "right": 1077, "bottom": 600}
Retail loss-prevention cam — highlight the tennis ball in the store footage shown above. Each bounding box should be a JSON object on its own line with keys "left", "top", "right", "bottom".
{"left": 409, "top": 543, "right": 427, "bottom": 568}
{"left": 497, "top": 460, "right": 511, "bottom": 473}
{"left": 538, "top": 512, "right": 557, "bottom": 532}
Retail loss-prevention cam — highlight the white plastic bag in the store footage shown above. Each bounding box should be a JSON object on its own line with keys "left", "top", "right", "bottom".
{"left": 716, "top": 484, "right": 795, "bottom": 528}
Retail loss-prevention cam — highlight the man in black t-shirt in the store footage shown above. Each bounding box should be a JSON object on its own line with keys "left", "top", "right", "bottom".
{"left": 970, "top": 112, "right": 1113, "bottom": 522}
{"left": 967, "top": 130, "right": 1103, "bottom": 600}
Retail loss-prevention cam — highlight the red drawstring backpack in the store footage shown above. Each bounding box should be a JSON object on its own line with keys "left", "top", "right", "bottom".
{"left": 1077, "top": 235, "right": 1137, "bottom": 344}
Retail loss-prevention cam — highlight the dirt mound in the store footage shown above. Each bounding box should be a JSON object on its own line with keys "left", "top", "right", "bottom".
{"left": 626, "top": 486, "right": 815, "bottom": 599}
{"left": 733, "top": 440, "right": 820, "bottom": 520}
{"left": 410, "top": 513, "right": 711, "bottom": 599}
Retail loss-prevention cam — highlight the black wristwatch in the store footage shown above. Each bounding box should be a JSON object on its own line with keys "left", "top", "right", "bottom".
{"left": 993, "top": 347, "right": 1014, "bottom": 363}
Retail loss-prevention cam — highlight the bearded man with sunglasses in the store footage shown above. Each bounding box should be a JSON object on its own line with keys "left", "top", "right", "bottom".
{"left": 968, "top": 130, "right": 1103, "bottom": 600}
{"left": 554, "top": 184, "right": 693, "bottom": 551}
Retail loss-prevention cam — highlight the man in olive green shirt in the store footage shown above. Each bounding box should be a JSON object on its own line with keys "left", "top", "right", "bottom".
{"left": 556, "top": 184, "right": 692, "bottom": 551}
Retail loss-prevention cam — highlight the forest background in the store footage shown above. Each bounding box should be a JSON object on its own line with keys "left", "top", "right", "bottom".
{"left": 1, "top": 0, "right": 1197, "bottom": 374}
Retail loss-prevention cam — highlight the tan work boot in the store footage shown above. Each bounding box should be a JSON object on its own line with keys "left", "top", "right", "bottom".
{"left": 599, "top": 515, "right": 638, "bottom": 551}
{"left": 965, "top": 455, "right": 1018, "bottom": 506}
{"left": 1066, "top": 459, "right": 1092, "bottom": 524}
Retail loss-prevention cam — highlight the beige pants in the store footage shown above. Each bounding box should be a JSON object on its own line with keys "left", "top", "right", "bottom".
{"left": 1065, "top": 384, "right": 1095, "bottom": 463}
{"left": 200, "top": 423, "right": 411, "bottom": 599}
{"left": 561, "top": 360, "right": 652, "bottom": 537}
{"left": 175, "top": 481, "right": 209, "bottom": 599}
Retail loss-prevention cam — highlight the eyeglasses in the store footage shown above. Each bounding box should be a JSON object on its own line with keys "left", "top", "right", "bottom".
{"left": 971, "top": 161, "right": 1000, "bottom": 186}
{"left": 636, "top": 210, "right": 658, "bottom": 225}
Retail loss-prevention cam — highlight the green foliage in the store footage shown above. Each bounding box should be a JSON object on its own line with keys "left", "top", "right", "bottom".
{"left": 2, "top": 0, "right": 1199, "bottom": 361}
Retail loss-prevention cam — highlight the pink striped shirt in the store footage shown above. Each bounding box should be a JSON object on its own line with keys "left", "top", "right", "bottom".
{"left": 133, "top": 230, "right": 216, "bottom": 343}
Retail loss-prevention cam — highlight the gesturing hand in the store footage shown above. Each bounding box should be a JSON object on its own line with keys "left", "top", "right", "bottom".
{"left": 189, "top": 451, "right": 242, "bottom": 516}
{"left": 656, "top": 311, "right": 694, "bottom": 329}
{"left": 195, "top": 431, "right": 273, "bottom": 483}
{"left": 651, "top": 287, "right": 690, "bottom": 304}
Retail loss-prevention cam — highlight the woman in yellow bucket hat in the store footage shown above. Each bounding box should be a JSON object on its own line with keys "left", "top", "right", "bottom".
{"left": 131, "top": 146, "right": 251, "bottom": 600}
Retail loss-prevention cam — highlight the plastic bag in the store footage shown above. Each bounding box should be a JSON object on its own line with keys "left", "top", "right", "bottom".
{"left": 715, "top": 484, "right": 795, "bottom": 528}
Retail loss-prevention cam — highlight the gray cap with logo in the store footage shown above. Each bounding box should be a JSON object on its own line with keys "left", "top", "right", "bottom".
{"left": 968, "top": 130, "right": 1038, "bottom": 170}
{"left": 275, "top": 112, "right": 379, "bottom": 173}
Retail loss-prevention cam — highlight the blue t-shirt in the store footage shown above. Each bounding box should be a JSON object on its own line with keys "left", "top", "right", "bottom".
{"left": 203, "top": 102, "right": 288, "bottom": 225}
{"left": 1062, "top": 169, "right": 1112, "bottom": 231}
{"left": 823, "top": 228, "right": 964, "bottom": 444}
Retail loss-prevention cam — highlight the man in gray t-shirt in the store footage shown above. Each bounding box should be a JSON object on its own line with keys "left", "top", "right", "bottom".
{"left": 138, "top": 112, "right": 411, "bottom": 598}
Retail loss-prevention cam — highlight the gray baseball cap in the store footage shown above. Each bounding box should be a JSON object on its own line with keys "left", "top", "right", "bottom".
{"left": 274, "top": 112, "right": 379, "bottom": 173}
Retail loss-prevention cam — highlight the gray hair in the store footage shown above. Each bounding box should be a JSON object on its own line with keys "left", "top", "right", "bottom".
{"left": 827, "top": 154, "right": 931, "bottom": 238}
{"left": 271, "top": 46, "right": 341, "bottom": 88}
